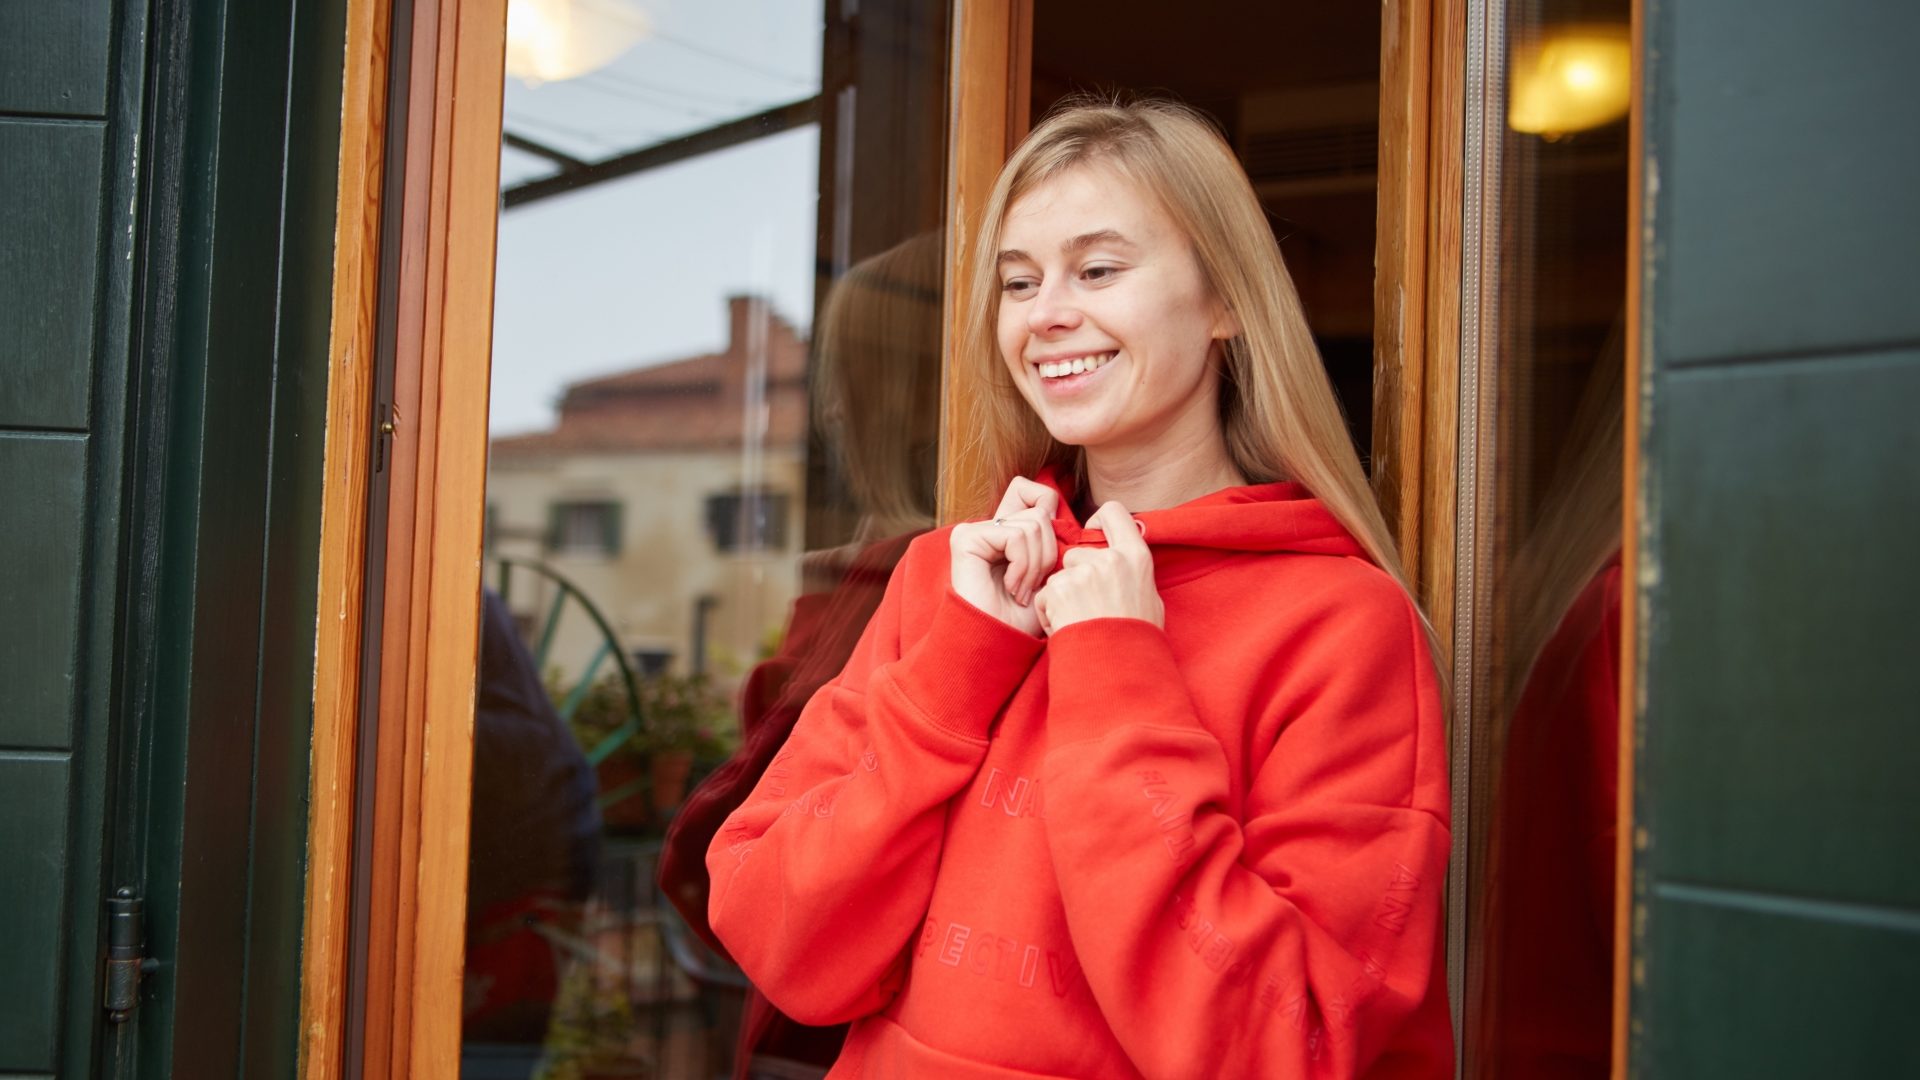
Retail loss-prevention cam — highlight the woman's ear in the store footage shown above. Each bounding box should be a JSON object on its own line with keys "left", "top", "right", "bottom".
{"left": 1211, "top": 296, "right": 1242, "bottom": 342}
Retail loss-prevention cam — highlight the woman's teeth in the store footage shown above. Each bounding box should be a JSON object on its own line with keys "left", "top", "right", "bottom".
{"left": 1038, "top": 352, "right": 1116, "bottom": 379}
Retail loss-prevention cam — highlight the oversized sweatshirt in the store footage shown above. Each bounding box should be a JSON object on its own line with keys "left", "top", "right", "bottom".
{"left": 706, "top": 475, "right": 1453, "bottom": 1078}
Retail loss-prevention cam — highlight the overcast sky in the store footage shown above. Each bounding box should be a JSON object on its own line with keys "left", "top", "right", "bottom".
{"left": 489, "top": 0, "right": 824, "bottom": 437}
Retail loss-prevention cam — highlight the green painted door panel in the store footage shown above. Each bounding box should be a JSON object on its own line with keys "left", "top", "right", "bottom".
{"left": 1647, "top": 350, "right": 1920, "bottom": 909}
{"left": 1634, "top": 0, "right": 1920, "bottom": 1072}
{"left": 0, "top": 122, "right": 107, "bottom": 430}
{"left": 0, "top": 1, "right": 113, "bottom": 118}
{"left": 0, "top": 757, "right": 74, "bottom": 1073}
{"left": 1661, "top": 0, "right": 1920, "bottom": 365}
{"left": 1644, "top": 892, "right": 1920, "bottom": 1076}
{"left": 0, "top": 435, "right": 87, "bottom": 749}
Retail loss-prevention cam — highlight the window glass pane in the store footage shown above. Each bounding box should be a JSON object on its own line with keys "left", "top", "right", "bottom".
{"left": 465, "top": 3, "right": 950, "bottom": 1074}
{"left": 1465, "top": 0, "right": 1632, "bottom": 1074}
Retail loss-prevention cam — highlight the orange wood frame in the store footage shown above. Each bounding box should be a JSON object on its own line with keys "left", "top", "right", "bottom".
{"left": 299, "top": 0, "right": 508, "bottom": 1076}
{"left": 1613, "top": 0, "right": 1646, "bottom": 1071}
{"left": 362, "top": 1, "right": 507, "bottom": 1075}
{"left": 299, "top": 0, "right": 391, "bottom": 1072}
{"left": 937, "top": 0, "right": 1033, "bottom": 522}
{"left": 1374, "top": 0, "right": 1467, "bottom": 643}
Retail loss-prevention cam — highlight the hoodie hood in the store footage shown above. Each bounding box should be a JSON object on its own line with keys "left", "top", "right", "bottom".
{"left": 1033, "top": 466, "right": 1368, "bottom": 584}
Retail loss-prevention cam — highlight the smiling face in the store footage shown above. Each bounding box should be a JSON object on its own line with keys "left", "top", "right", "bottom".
{"left": 995, "top": 163, "right": 1239, "bottom": 465}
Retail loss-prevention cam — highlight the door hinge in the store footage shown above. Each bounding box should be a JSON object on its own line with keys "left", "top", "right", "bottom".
{"left": 104, "top": 888, "right": 154, "bottom": 1023}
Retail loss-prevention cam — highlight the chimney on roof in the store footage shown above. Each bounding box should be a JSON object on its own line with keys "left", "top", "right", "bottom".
{"left": 726, "top": 294, "right": 799, "bottom": 354}
{"left": 724, "top": 294, "right": 804, "bottom": 402}
{"left": 728, "top": 294, "right": 757, "bottom": 354}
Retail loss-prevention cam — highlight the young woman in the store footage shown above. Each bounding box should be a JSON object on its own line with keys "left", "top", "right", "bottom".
{"left": 706, "top": 100, "right": 1451, "bottom": 1079}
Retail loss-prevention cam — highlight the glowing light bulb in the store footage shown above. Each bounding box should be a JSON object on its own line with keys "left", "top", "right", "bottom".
{"left": 1563, "top": 60, "right": 1601, "bottom": 91}
{"left": 505, "top": 0, "right": 650, "bottom": 86}
{"left": 1509, "top": 25, "right": 1632, "bottom": 137}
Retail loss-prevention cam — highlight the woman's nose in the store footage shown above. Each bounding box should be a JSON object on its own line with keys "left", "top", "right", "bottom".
{"left": 1026, "top": 279, "right": 1083, "bottom": 336}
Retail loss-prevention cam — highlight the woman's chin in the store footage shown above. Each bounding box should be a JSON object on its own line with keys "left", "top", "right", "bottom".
{"left": 1036, "top": 420, "right": 1112, "bottom": 454}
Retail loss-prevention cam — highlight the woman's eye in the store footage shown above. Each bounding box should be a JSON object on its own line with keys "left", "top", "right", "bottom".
{"left": 1001, "top": 278, "right": 1037, "bottom": 297}
{"left": 1082, "top": 265, "right": 1118, "bottom": 282}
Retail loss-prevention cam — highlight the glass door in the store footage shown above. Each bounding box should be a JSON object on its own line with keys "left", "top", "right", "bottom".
{"left": 1455, "top": 0, "right": 1633, "bottom": 1074}
{"left": 462, "top": 2, "right": 951, "bottom": 1075}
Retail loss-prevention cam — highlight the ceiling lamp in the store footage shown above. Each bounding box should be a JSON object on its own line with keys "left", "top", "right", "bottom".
{"left": 505, "top": 0, "right": 650, "bottom": 86}
{"left": 1509, "top": 24, "right": 1632, "bottom": 138}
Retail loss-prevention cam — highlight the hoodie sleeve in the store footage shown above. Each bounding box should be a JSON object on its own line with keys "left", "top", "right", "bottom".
{"left": 707, "top": 543, "right": 1045, "bottom": 1025}
{"left": 1041, "top": 585, "right": 1451, "bottom": 1079}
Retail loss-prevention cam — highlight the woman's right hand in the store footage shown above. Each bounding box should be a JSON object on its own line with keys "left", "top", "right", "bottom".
{"left": 949, "top": 477, "right": 1060, "bottom": 636}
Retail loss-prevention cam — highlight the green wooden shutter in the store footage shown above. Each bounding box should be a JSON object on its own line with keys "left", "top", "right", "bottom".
{"left": 603, "top": 500, "right": 624, "bottom": 556}
{"left": 0, "top": 0, "right": 351, "bottom": 1075}
{"left": 1632, "top": 0, "right": 1920, "bottom": 1074}
{"left": 0, "top": 2, "right": 141, "bottom": 1074}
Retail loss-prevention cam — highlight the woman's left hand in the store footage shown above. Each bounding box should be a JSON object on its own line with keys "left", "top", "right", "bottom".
{"left": 1033, "top": 501, "right": 1164, "bottom": 634}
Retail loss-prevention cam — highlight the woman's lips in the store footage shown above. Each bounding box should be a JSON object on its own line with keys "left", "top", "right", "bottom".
{"left": 1036, "top": 350, "right": 1116, "bottom": 379}
{"left": 1034, "top": 351, "right": 1116, "bottom": 395}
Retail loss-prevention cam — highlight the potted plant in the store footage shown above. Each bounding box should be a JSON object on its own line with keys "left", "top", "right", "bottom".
{"left": 633, "top": 672, "right": 734, "bottom": 813}
{"left": 553, "top": 670, "right": 652, "bottom": 834}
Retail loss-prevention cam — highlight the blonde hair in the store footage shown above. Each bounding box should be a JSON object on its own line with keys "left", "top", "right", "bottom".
{"left": 813, "top": 232, "right": 944, "bottom": 538}
{"left": 950, "top": 97, "right": 1411, "bottom": 592}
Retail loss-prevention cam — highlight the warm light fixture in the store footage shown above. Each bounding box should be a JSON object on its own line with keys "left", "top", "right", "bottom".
{"left": 1509, "top": 24, "right": 1632, "bottom": 138}
{"left": 505, "top": 0, "right": 650, "bottom": 86}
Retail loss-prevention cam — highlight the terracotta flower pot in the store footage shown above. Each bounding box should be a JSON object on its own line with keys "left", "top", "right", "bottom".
{"left": 649, "top": 749, "right": 695, "bottom": 814}
{"left": 594, "top": 755, "right": 651, "bottom": 833}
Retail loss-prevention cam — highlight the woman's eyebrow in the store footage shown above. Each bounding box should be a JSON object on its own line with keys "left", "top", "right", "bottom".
{"left": 996, "top": 229, "right": 1136, "bottom": 267}
{"left": 1063, "top": 228, "right": 1135, "bottom": 254}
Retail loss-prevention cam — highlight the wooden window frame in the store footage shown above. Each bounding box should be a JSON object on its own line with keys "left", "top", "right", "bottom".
{"left": 301, "top": 0, "right": 507, "bottom": 1076}
{"left": 1614, "top": 0, "right": 1646, "bottom": 1072}
{"left": 300, "top": 0, "right": 392, "bottom": 1071}
{"left": 293, "top": 0, "right": 1585, "bottom": 1073}
{"left": 937, "top": 0, "right": 1033, "bottom": 522}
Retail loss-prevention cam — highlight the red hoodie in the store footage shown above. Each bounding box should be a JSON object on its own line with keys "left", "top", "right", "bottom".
{"left": 707, "top": 475, "right": 1453, "bottom": 1078}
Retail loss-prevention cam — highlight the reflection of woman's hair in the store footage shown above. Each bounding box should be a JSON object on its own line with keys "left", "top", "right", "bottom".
{"left": 812, "top": 232, "right": 943, "bottom": 539}
{"left": 951, "top": 97, "right": 1411, "bottom": 591}
{"left": 1499, "top": 319, "right": 1625, "bottom": 717}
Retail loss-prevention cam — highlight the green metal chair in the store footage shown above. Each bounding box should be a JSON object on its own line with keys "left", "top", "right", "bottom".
{"left": 490, "top": 556, "right": 650, "bottom": 814}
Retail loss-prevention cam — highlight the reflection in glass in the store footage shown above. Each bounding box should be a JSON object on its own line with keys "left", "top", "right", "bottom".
{"left": 1467, "top": 0, "right": 1631, "bottom": 1075}
{"left": 466, "top": 588, "right": 604, "bottom": 1045}
{"left": 657, "top": 233, "right": 944, "bottom": 1077}
{"left": 464, "top": 3, "right": 950, "bottom": 1076}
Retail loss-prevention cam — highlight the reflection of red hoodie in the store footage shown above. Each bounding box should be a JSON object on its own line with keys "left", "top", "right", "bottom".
{"left": 661, "top": 530, "right": 923, "bottom": 1076}
{"left": 708, "top": 475, "right": 1452, "bottom": 1078}
{"left": 1476, "top": 557, "right": 1621, "bottom": 1077}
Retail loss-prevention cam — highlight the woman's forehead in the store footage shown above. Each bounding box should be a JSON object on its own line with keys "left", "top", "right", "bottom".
{"left": 1001, "top": 164, "right": 1173, "bottom": 248}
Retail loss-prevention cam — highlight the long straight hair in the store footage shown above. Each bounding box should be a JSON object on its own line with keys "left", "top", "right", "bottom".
{"left": 950, "top": 98, "right": 1412, "bottom": 594}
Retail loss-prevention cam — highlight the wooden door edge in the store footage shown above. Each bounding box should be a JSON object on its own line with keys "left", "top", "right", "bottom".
{"left": 403, "top": 0, "right": 507, "bottom": 1071}
{"left": 1373, "top": 0, "right": 1433, "bottom": 580}
{"left": 306, "top": 0, "right": 506, "bottom": 1074}
{"left": 1424, "top": 0, "right": 1469, "bottom": 1062}
{"left": 937, "top": 0, "right": 1031, "bottom": 522}
{"left": 299, "top": 0, "right": 393, "bottom": 1073}
{"left": 1612, "top": 0, "right": 1646, "bottom": 1071}
{"left": 1421, "top": 0, "right": 1467, "bottom": 656}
